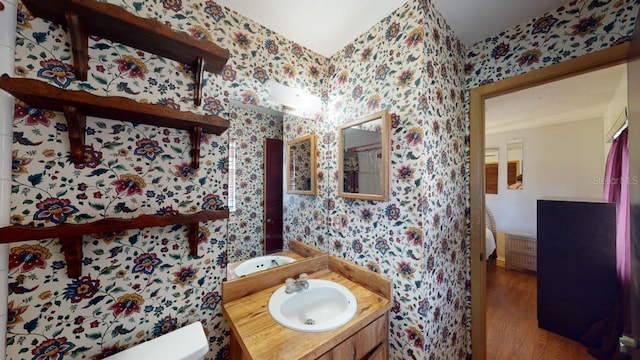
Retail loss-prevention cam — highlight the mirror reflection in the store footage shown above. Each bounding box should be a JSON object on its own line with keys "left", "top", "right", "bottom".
{"left": 507, "top": 139, "right": 523, "bottom": 190}
{"left": 286, "top": 134, "right": 316, "bottom": 195}
{"left": 485, "top": 147, "right": 499, "bottom": 194}
{"left": 338, "top": 110, "right": 390, "bottom": 201}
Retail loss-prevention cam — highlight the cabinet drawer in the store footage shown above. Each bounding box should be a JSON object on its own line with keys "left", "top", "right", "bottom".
{"left": 317, "top": 313, "right": 388, "bottom": 360}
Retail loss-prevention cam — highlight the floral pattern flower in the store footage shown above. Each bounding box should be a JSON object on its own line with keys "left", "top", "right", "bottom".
{"left": 33, "top": 198, "right": 79, "bottom": 224}
{"left": 14, "top": 101, "right": 55, "bottom": 126}
{"left": 134, "top": 138, "right": 164, "bottom": 161}
{"left": 12, "top": 150, "right": 32, "bottom": 174}
{"left": 114, "top": 55, "right": 148, "bottom": 80}
{"left": 112, "top": 174, "right": 146, "bottom": 196}
{"left": 73, "top": 145, "right": 103, "bottom": 169}
{"left": 161, "top": 0, "right": 182, "bottom": 12}
{"left": 202, "top": 194, "right": 224, "bottom": 210}
{"left": 31, "top": 337, "right": 75, "bottom": 360}
{"left": 109, "top": 294, "right": 144, "bottom": 317}
{"left": 173, "top": 266, "right": 197, "bottom": 287}
{"left": 152, "top": 316, "right": 177, "bottom": 336}
{"left": 174, "top": 163, "right": 197, "bottom": 181}
{"left": 62, "top": 276, "right": 100, "bottom": 303}
{"left": 532, "top": 15, "right": 558, "bottom": 34}
{"left": 37, "top": 59, "right": 76, "bottom": 88}
{"left": 571, "top": 14, "right": 605, "bottom": 37}
{"left": 204, "top": 1, "right": 225, "bottom": 21}
{"left": 405, "top": 27, "right": 424, "bottom": 48}
{"left": 7, "top": 301, "right": 28, "bottom": 327}
{"left": 201, "top": 291, "right": 221, "bottom": 311}
{"left": 517, "top": 49, "right": 542, "bottom": 67}
{"left": 132, "top": 253, "right": 162, "bottom": 275}
{"left": 189, "top": 25, "right": 211, "bottom": 41}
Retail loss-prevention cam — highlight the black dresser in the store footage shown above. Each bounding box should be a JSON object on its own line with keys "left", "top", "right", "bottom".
{"left": 537, "top": 199, "right": 618, "bottom": 341}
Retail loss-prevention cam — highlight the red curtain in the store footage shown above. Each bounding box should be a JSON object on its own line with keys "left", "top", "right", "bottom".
{"left": 583, "top": 128, "right": 630, "bottom": 359}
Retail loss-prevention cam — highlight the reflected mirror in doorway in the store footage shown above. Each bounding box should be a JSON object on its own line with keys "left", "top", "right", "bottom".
{"left": 286, "top": 134, "right": 316, "bottom": 195}
{"left": 507, "top": 139, "right": 523, "bottom": 190}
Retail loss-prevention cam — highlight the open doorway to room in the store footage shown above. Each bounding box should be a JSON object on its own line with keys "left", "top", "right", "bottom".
{"left": 469, "top": 43, "right": 630, "bottom": 360}
{"left": 483, "top": 63, "right": 627, "bottom": 359}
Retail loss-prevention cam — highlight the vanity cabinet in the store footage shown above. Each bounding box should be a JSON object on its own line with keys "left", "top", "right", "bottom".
{"left": 222, "top": 254, "right": 392, "bottom": 360}
{"left": 230, "top": 313, "right": 389, "bottom": 360}
{"left": 316, "top": 313, "right": 388, "bottom": 360}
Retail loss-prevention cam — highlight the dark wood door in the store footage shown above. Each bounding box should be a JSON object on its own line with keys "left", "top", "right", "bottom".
{"left": 627, "top": 9, "right": 640, "bottom": 358}
{"left": 263, "top": 138, "right": 283, "bottom": 254}
{"left": 485, "top": 163, "right": 498, "bottom": 194}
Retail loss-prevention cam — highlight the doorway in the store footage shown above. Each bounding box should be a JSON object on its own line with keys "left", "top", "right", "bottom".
{"left": 469, "top": 43, "right": 630, "bottom": 359}
{"left": 263, "top": 138, "right": 284, "bottom": 253}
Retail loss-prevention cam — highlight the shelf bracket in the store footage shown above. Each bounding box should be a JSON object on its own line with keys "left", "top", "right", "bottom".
{"left": 190, "top": 126, "right": 202, "bottom": 170}
{"left": 194, "top": 56, "right": 205, "bottom": 106}
{"left": 64, "top": 105, "right": 87, "bottom": 165}
{"left": 60, "top": 236, "right": 83, "bottom": 278}
{"left": 188, "top": 223, "right": 199, "bottom": 258}
{"left": 65, "top": 11, "right": 89, "bottom": 81}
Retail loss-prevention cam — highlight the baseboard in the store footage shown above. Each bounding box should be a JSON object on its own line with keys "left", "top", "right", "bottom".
{"left": 496, "top": 258, "right": 505, "bottom": 268}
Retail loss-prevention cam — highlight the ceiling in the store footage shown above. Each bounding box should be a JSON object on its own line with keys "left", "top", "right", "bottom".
{"left": 215, "top": 0, "right": 570, "bottom": 57}
{"left": 485, "top": 64, "right": 627, "bottom": 134}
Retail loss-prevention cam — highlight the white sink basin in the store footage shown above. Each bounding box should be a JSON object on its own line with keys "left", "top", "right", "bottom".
{"left": 234, "top": 255, "right": 295, "bottom": 277}
{"left": 268, "top": 279, "right": 357, "bottom": 332}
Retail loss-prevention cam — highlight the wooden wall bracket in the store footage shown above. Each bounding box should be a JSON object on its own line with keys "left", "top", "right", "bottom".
{"left": 59, "top": 236, "right": 83, "bottom": 278}
{"left": 188, "top": 223, "right": 199, "bottom": 258}
{"left": 64, "top": 11, "right": 88, "bottom": 81}
{"left": 0, "top": 210, "right": 229, "bottom": 278}
{"left": 63, "top": 104, "right": 86, "bottom": 165}
{"left": 190, "top": 125, "right": 202, "bottom": 170}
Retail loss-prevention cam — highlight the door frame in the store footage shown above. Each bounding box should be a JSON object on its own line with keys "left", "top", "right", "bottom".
{"left": 469, "top": 43, "right": 630, "bottom": 359}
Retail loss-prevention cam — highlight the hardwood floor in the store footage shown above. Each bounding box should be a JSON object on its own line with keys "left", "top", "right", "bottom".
{"left": 486, "top": 265, "right": 594, "bottom": 360}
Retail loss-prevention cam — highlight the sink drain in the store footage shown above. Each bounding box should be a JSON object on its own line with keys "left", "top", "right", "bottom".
{"left": 305, "top": 319, "right": 315, "bottom": 325}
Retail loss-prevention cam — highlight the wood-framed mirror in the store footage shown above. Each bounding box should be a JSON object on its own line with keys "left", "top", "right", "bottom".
{"left": 286, "top": 134, "right": 316, "bottom": 195}
{"left": 338, "top": 110, "right": 390, "bottom": 201}
{"left": 507, "top": 139, "right": 523, "bottom": 190}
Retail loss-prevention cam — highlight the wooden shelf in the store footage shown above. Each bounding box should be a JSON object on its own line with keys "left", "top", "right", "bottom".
{"left": 0, "top": 210, "right": 229, "bottom": 278}
{"left": 0, "top": 74, "right": 228, "bottom": 169}
{"left": 21, "top": 0, "right": 230, "bottom": 105}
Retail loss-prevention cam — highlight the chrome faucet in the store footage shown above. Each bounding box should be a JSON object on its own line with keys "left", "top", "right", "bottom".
{"left": 285, "top": 273, "right": 309, "bottom": 293}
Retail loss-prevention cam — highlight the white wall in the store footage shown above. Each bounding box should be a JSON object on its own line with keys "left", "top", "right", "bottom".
{"left": 0, "top": 0, "right": 16, "bottom": 357}
{"left": 602, "top": 75, "right": 627, "bottom": 156}
{"left": 486, "top": 117, "right": 605, "bottom": 237}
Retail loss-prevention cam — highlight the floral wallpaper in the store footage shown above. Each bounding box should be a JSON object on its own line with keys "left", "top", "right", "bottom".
{"left": 227, "top": 106, "right": 282, "bottom": 263}
{"left": 466, "top": 0, "right": 640, "bottom": 88}
{"left": 7, "top": 0, "right": 639, "bottom": 358}
{"left": 9, "top": 0, "right": 325, "bottom": 358}
{"left": 284, "top": 1, "right": 469, "bottom": 358}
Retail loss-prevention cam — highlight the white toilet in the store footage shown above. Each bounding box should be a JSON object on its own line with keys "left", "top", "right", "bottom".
{"left": 104, "top": 321, "right": 209, "bottom": 360}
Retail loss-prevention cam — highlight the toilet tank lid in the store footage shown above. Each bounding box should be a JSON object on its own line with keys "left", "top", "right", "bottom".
{"left": 103, "top": 322, "right": 208, "bottom": 360}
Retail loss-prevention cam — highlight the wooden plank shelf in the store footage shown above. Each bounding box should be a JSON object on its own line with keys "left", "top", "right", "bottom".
{"left": 0, "top": 74, "right": 228, "bottom": 169}
{"left": 21, "top": 0, "right": 229, "bottom": 105}
{"left": 0, "top": 210, "right": 229, "bottom": 278}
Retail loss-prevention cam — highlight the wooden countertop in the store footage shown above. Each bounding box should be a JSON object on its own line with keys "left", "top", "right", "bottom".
{"left": 222, "top": 252, "right": 392, "bottom": 360}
